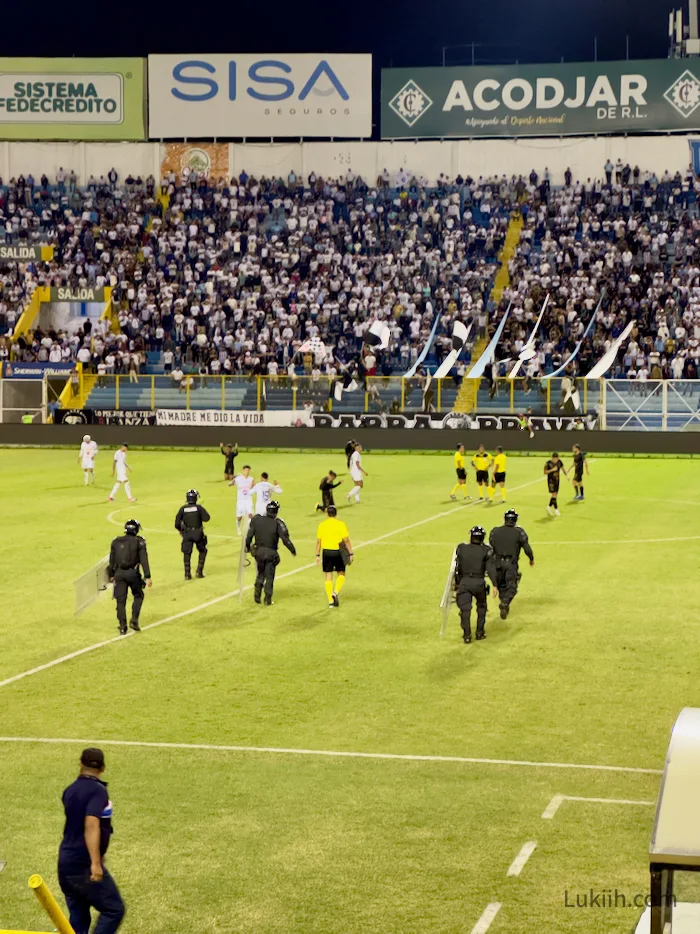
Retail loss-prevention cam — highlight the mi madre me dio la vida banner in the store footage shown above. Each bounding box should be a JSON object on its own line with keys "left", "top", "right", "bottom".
{"left": 382, "top": 59, "right": 700, "bottom": 137}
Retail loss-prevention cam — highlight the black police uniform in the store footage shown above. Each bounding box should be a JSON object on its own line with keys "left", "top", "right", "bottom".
{"left": 489, "top": 524, "right": 534, "bottom": 612}
{"left": 108, "top": 534, "right": 150, "bottom": 633}
{"left": 222, "top": 446, "right": 237, "bottom": 476}
{"left": 174, "top": 502, "right": 211, "bottom": 578}
{"left": 454, "top": 541, "right": 496, "bottom": 640}
{"left": 245, "top": 514, "right": 296, "bottom": 604}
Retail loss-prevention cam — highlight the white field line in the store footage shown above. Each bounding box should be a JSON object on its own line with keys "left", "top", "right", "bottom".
{"left": 294, "top": 536, "right": 700, "bottom": 547}
{"left": 470, "top": 902, "right": 502, "bottom": 934}
{"left": 1, "top": 478, "right": 542, "bottom": 692}
{"left": 541, "top": 794, "right": 655, "bottom": 820}
{"left": 506, "top": 841, "right": 537, "bottom": 877}
{"left": 0, "top": 736, "right": 663, "bottom": 775}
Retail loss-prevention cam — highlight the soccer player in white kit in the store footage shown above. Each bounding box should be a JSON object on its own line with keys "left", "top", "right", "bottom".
{"left": 231, "top": 464, "right": 255, "bottom": 534}
{"left": 346, "top": 443, "right": 368, "bottom": 504}
{"left": 78, "top": 434, "right": 98, "bottom": 485}
{"left": 251, "top": 472, "right": 283, "bottom": 516}
{"left": 109, "top": 443, "right": 136, "bottom": 502}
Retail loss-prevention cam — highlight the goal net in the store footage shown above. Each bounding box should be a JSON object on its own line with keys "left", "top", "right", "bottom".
{"left": 74, "top": 556, "right": 111, "bottom": 615}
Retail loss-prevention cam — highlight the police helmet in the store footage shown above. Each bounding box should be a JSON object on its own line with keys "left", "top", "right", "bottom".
{"left": 124, "top": 519, "right": 140, "bottom": 536}
{"left": 470, "top": 525, "right": 486, "bottom": 544}
{"left": 504, "top": 509, "right": 519, "bottom": 525}
{"left": 266, "top": 500, "right": 280, "bottom": 518}
{"left": 186, "top": 489, "right": 199, "bottom": 504}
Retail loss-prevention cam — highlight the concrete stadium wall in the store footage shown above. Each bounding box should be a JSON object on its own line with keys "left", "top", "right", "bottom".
{"left": 0, "top": 136, "right": 696, "bottom": 187}
{"left": 3, "top": 424, "right": 700, "bottom": 455}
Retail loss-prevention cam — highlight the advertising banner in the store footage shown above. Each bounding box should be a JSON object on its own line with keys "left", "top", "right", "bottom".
{"left": 155, "top": 409, "right": 300, "bottom": 427}
{"left": 381, "top": 59, "right": 700, "bottom": 138}
{"left": 161, "top": 143, "right": 230, "bottom": 182}
{"left": 0, "top": 58, "right": 146, "bottom": 140}
{"left": 49, "top": 286, "right": 106, "bottom": 302}
{"left": 0, "top": 244, "right": 54, "bottom": 262}
{"left": 54, "top": 409, "right": 156, "bottom": 425}
{"left": 148, "top": 54, "right": 372, "bottom": 138}
{"left": 311, "top": 413, "right": 596, "bottom": 430}
{"left": 3, "top": 361, "right": 73, "bottom": 379}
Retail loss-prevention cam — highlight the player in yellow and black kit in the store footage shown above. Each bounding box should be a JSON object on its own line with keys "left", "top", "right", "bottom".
{"left": 472, "top": 444, "right": 493, "bottom": 500}
{"left": 489, "top": 446, "right": 507, "bottom": 502}
{"left": 450, "top": 443, "right": 470, "bottom": 501}
{"left": 544, "top": 452, "right": 569, "bottom": 517}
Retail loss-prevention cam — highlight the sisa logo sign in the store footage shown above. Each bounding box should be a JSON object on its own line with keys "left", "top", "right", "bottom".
{"left": 148, "top": 53, "right": 372, "bottom": 139}
{"left": 170, "top": 59, "right": 350, "bottom": 103}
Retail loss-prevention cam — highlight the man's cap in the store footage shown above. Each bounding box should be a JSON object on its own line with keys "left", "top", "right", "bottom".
{"left": 81, "top": 747, "right": 105, "bottom": 770}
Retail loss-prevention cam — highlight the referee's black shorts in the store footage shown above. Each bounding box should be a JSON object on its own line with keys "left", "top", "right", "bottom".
{"left": 493, "top": 471, "right": 506, "bottom": 484}
{"left": 476, "top": 469, "right": 489, "bottom": 484}
{"left": 322, "top": 549, "right": 345, "bottom": 574}
{"left": 456, "top": 468, "right": 467, "bottom": 481}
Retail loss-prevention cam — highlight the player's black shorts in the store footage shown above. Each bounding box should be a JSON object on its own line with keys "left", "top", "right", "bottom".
{"left": 476, "top": 470, "right": 489, "bottom": 484}
{"left": 322, "top": 549, "right": 345, "bottom": 574}
{"left": 574, "top": 469, "right": 583, "bottom": 483}
{"left": 321, "top": 492, "right": 335, "bottom": 508}
{"left": 493, "top": 472, "right": 506, "bottom": 484}
{"left": 456, "top": 468, "right": 467, "bottom": 481}
{"left": 547, "top": 479, "right": 560, "bottom": 494}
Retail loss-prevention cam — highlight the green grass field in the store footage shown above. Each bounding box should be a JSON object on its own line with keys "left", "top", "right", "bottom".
{"left": 1, "top": 446, "right": 699, "bottom": 934}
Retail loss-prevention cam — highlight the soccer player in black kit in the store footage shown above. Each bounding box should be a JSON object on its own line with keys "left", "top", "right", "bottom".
{"left": 316, "top": 470, "right": 343, "bottom": 513}
{"left": 454, "top": 525, "right": 498, "bottom": 643}
{"left": 174, "top": 489, "right": 211, "bottom": 580}
{"left": 245, "top": 501, "right": 296, "bottom": 605}
{"left": 544, "top": 453, "right": 568, "bottom": 517}
{"left": 220, "top": 441, "right": 238, "bottom": 480}
{"left": 571, "top": 443, "right": 589, "bottom": 501}
{"left": 108, "top": 519, "right": 152, "bottom": 635}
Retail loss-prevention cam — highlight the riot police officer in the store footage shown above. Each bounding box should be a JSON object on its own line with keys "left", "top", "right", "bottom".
{"left": 174, "top": 489, "right": 211, "bottom": 580}
{"left": 245, "top": 501, "right": 296, "bottom": 605}
{"left": 454, "top": 525, "right": 497, "bottom": 643}
{"left": 489, "top": 509, "right": 534, "bottom": 619}
{"left": 108, "top": 519, "right": 152, "bottom": 635}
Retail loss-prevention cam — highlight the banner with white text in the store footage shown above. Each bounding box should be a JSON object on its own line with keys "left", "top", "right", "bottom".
{"left": 148, "top": 54, "right": 372, "bottom": 139}
{"left": 381, "top": 59, "right": 700, "bottom": 138}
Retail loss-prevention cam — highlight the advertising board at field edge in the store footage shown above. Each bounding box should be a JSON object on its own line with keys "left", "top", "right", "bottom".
{"left": 381, "top": 59, "right": 700, "bottom": 138}
{"left": 148, "top": 54, "right": 372, "bottom": 139}
{"left": 3, "top": 362, "right": 73, "bottom": 379}
{"left": 0, "top": 58, "right": 146, "bottom": 140}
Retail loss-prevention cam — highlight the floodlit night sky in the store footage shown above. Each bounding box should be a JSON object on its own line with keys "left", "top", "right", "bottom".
{"left": 0, "top": 0, "right": 674, "bottom": 64}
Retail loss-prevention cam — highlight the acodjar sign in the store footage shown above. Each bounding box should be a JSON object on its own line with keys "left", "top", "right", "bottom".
{"left": 381, "top": 59, "right": 700, "bottom": 138}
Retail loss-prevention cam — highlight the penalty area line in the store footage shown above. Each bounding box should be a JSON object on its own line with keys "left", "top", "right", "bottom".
{"left": 0, "top": 478, "right": 542, "bottom": 691}
{"left": 0, "top": 736, "right": 663, "bottom": 775}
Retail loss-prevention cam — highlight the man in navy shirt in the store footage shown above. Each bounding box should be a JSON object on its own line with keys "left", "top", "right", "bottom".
{"left": 58, "top": 748, "right": 125, "bottom": 934}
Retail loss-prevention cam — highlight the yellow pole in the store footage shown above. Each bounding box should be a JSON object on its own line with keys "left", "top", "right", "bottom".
{"left": 584, "top": 380, "right": 589, "bottom": 414}
{"left": 401, "top": 378, "right": 406, "bottom": 410}
{"left": 186, "top": 378, "right": 191, "bottom": 411}
{"left": 115, "top": 374, "right": 119, "bottom": 410}
{"left": 150, "top": 375, "right": 155, "bottom": 411}
{"left": 257, "top": 376, "right": 261, "bottom": 410}
{"left": 28, "top": 875, "right": 75, "bottom": 934}
{"left": 221, "top": 375, "right": 225, "bottom": 411}
{"left": 437, "top": 378, "right": 442, "bottom": 412}
{"left": 292, "top": 383, "right": 297, "bottom": 411}
{"left": 78, "top": 363, "right": 84, "bottom": 401}
{"left": 509, "top": 378, "right": 514, "bottom": 413}
{"left": 546, "top": 379, "right": 551, "bottom": 415}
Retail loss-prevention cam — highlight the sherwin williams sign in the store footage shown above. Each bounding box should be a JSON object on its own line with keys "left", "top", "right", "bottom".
{"left": 381, "top": 59, "right": 700, "bottom": 138}
{"left": 0, "top": 58, "right": 146, "bottom": 139}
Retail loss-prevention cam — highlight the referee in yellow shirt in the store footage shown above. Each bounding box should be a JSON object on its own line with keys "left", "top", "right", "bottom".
{"left": 316, "top": 505, "right": 354, "bottom": 608}
{"left": 450, "top": 443, "right": 470, "bottom": 501}
{"left": 490, "top": 446, "right": 507, "bottom": 502}
{"left": 472, "top": 444, "right": 493, "bottom": 500}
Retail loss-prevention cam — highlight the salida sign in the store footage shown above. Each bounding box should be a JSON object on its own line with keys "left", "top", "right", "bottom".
{"left": 148, "top": 53, "right": 372, "bottom": 138}
{"left": 382, "top": 59, "right": 700, "bottom": 138}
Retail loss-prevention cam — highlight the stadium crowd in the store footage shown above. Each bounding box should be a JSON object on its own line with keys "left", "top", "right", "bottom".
{"left": 0, "top": 161, "right": 699, "bottom": 383}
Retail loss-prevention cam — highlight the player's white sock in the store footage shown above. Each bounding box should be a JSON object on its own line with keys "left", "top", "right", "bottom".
{"left": 110, "top": 483, "right": 120, "bottom": 499}
{"left": 349, "top": 485, "right": 360, "bottom": 500}
{"left": 84, "top": 470, "right": 89, "bottom": 485}
{"left": 355, "top": 492, "right": 360, "bottom": 503}
{"left": 124, "top": 482, "right": 133, "bottom": 499}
